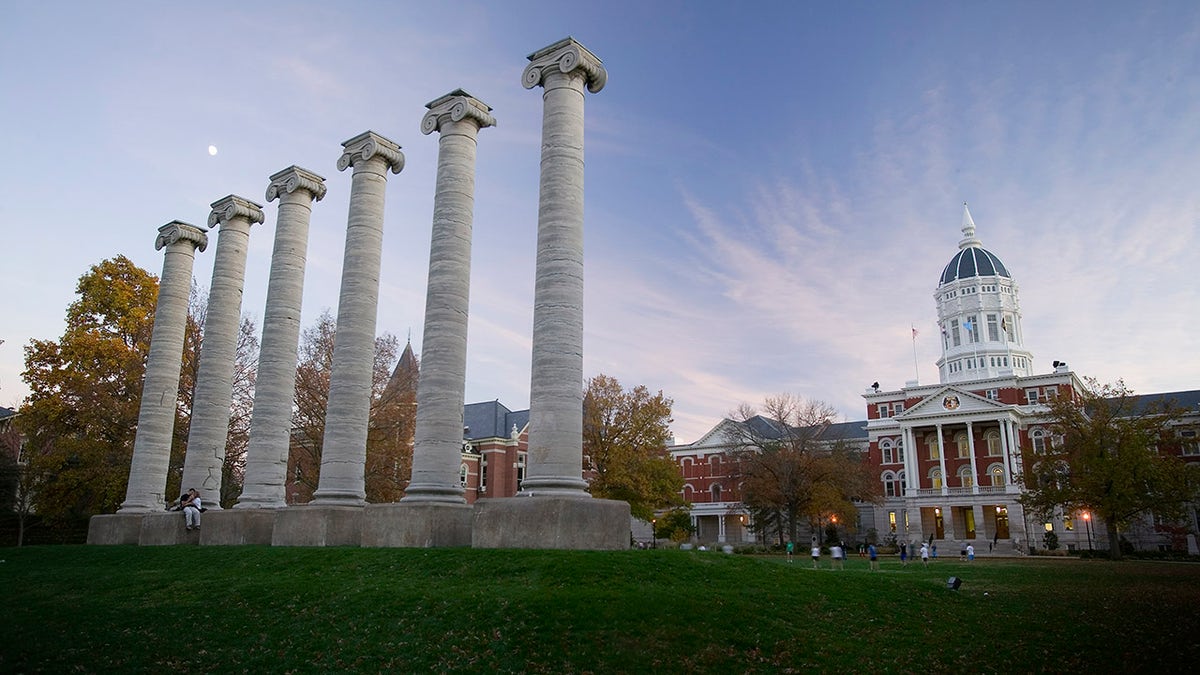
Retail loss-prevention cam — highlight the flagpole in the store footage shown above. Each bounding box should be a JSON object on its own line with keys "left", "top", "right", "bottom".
{"left": 911, "top": 325, "right": 920, "bottom": 383}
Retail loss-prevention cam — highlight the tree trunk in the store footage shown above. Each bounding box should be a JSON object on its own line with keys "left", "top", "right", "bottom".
{"left": 1106, "top": 519, "right": 1122, "bottom": 560}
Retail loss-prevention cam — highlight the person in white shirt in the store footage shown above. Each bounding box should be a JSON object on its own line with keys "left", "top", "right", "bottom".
{"left": 182, "top": 488, "right": 202, "bottom": 531}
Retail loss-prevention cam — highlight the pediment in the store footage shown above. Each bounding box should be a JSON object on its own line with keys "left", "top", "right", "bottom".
{"left": 898, "top": 386, "right": 1009, "bottom": 419}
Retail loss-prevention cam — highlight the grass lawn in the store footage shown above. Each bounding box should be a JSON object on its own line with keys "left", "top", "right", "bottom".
{"left": 1, "top": 546, "right": 1197, "bottom": 673}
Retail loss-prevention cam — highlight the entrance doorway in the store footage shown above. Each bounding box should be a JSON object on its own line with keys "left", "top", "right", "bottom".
{"left": 933, "top": 507, "right": 945, "bottom": 539}
{"left": 994, "top": 506, "right": 1010, "bottom": 539}
{"left": 962, "top": 507, "right": 976, "bottom": 539}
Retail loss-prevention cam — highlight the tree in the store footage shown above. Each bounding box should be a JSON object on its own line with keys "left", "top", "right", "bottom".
{"left": 1019, "top": 378, "right": 1200, "bottom": 560}
{"left": 582, "top": 374, "right": 682, "bottom": 521}
{"left": 653, "top": 507, "right": 695, "bottom": 543}
{"left": 727, "top": 394, "right": 879, "bottom": 545}
{"left": 18, "top": 256, "right": 159, "bottom": 521}
{"left": 288, "top": 310, "right": 412, "bottom": 503}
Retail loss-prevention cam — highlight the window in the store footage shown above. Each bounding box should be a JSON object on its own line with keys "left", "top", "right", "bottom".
{"left": 1180, "top": 429, "right": 1200, "bottom": 456}
{"left": 883, "top": 471, "right": 898, "bottom": 497}
{"left": 516, "top": 453, "right": 527, "bottom": 486}
{"left": 1030, "top": 428, "right": 1048, "bottom": 455}
{"left": 927, "top": 434, "right": 941, "bottom": 460}
{"left": 1044, "top": 386, "right": 1058, "bottom": 400}
{"left": 986, "top": 389, "right": 999, "bottom": 400}
{"left": 955, "top": 432, "right": 970, "bottom": 458}
{"left": 899, "top": 471, "right": 907, "bottom": 493}
{"left": 893, "top": 402, "right": 905, "bottom": 415}
{"left": 987, "top": 314, "right": 999, "bottom": 341}
{"left": 957, "top": 465, "right": 974, "bottom": 488}
{"left": 951, "top": 319, "right": 961, "bottom": 347}
{"left": 888, "top": 511, "right": 897, "bottom": 533}
{"left": 986, "top": 431, "right": 1002, "bottom": 456}
{"left": 711, "top": 484, "right": 722, "bottom": 501}
{"left": 989, "top": 463, "right": 1005, "bottom": 486}
{"left": 1064, "top": 516, "right": 1074, "bottom": 531}
{"left": 881, "top": 439, "right": 898, "bottom": 464}
{"left": 930, "top": 468, "right": 943, "bottom": 489}
{"left": 1025, "top": 389, "right": 1040, "bottom": 405}
{"left": 878, "top": 404, "right": 890, "bottom": 419}
{"left": 480, "top": 457, "right": 488, "bottom": 489}
{"left": 460, "top": 463, "right": 469, "bottom": 488}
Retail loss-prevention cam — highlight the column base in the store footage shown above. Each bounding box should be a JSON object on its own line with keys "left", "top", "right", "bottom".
{"left": 201, "top": 509, "right": 277, "bottom": 545}
{"left": 272, "top": 505, "right": 363, "bottom": 547}
{"left": 361, "top": 503, "right": 473, "bottom": 547}
{"left": 472, "top": 496, "right": 631, "bottom": 550}
{"left": 139, "top": 512, "right": 200, "bottom": 546}
{"left": 87, "top": 514, "right": 144, "bottom": 545}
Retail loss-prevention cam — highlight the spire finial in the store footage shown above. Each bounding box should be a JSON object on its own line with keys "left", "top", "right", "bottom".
{"left": 959, "top": 202, "right": 982, "bottom": 250}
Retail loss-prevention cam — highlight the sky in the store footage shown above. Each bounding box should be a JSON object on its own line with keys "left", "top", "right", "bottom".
{"left": 2, "top": 1, "right": 1198, "bottom": 443}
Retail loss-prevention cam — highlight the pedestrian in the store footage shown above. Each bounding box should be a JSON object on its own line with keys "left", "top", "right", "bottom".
{"left": 858, "top": 543, "right": 866, "bottom": 558}
{"left": 920, "top": 542, "right": 930, "bottom": 567}
{"left": 967, "top": 544, "right": 975, "bottom": 562}
{"left": 932, "top": 544, "right": 938, "bottom": 559}
{"left": 831, "top": 543, "right": 844, "bottom": 570}
{"left": 868, "top": 543, "right": 879, "bottom": 571}
{"left": 786, "top": 540, "right": 794, "bottom": 563}
{"left": 960, "top": 545, "right": 967, "bottom": 561}
{"left": 899, "top": 542, "right": 908, "bottom": 566}
{"left": 811, "top": 544, "right": 821, "bottom": 569}
{"left": 181, "top": 488, "right": 202, "bottom": 531}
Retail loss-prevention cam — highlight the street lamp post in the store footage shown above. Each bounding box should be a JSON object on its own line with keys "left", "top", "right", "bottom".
{"left": 1083, "top": 512, "right": 1093, "bottom": 551}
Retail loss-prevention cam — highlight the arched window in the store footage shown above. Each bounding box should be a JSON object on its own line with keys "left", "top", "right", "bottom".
{"left": 880, "top": 438, "right": 898, "bottom": 464}
{"left": 459, "top": 463, "right": 469, "bottom": 488}
{"left": 929, "top": 468, "right": 943, "bottom": 489}
{"left": 711, "top": 484, "right": 723, "bottom": 502}
{"left": 882, "top": 471, "right": 897, "bottom": 497}
{"left": 988, "top": 463, "right": 1005, "bottom": 487}
{"left": 926, "top": 433, "right": 941, "bottom": 460}
{"left": 1030, "top": 428, "right": 1048, "bottom": 454}
{"left": 957, "top": 465, "right": 974, "bottom": 488}
{"left": 985, "top": 430, "right": 1002, "bottom": 457}
{"left": 682, "top": 484, "right": 694, "bottom": 502}
{"left": 955, "top": 432, "right": 970, "bottom": 458}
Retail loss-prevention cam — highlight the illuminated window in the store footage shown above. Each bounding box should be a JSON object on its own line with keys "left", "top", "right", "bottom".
{"left": 927, "top": 435, "right": 941, "bottom": 460}
{"left": 957, "top": 465, "right": 974, "bottom": 488}
{"left": 989, "top": 463, "right": 1005, "bottom": 486}
{"left": 986, "top": 431, "right": 1002, "bottom": 456}
{"left": 955, "top": 432, "right": 970, "bottom": 458}
{"left": 888, "top": 511, "right": 897, "bottom": 533}
{"left": 930, "top": 468, "right": 943, "bottom": 489}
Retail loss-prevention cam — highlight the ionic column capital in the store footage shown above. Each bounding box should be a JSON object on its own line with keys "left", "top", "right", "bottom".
{"left": 337, "top": 130, "right": 404, "bottom": 174}
{"left": 266, "top": 165, "right": 328, "bottom": 203}
{"left": 522, "top": 37, "right": 606, "bottom": 93}
{"left": 208, "top": 195, "right": 265, "bottom": 229}
{"left": 421, "top": 89, "right": 496, "bottom": 135}
{"left": 155, "top": 220, "right": 208, "bottom": 252}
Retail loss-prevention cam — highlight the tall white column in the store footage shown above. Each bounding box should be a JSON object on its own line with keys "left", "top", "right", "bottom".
{"left": 966, "top": 420, "right": 979, "bottom": 495}
{"left": 936, "top": 423, "right": 948, "bottom": 496}
{"left": 902, "top": 426, "right": 916, "bottom": 496}
{"left": 181, "top": 196, "right": 263, "bottom": 509}
{"left": 237, "top": 166, "right": 327, "bottom": 509}
{"left": 119, "top": 222, "right": 208, "bottom": 512}
{"left": 404, "top": 90, "right": 495, "bottom": 504}
{"left": 312, "top": 131, "right": 404, "bottom": 506}
{"left": 520, "top": 37, "right": 606, "bottom": 498}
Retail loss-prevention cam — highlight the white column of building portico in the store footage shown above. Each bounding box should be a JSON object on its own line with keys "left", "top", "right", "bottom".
{"left": 902, "top": 425, "right": 917, "bottom": 497}
{"left": 403, "top": 91, "right": 495, "bottom": 504}
{"left": 311, "top": 132, "right": 404, "bottom": 507}
{"left": 965, "top": 420, "right": 980, "bottom": 495}
{"left": 118, "top": 222, "right": 209, "bottom": 512}
{"left": 717, "top": 514, "right": 727, "bottom": 543}
{"left": 1001, "top": 417, "right": 1019, "bottom": 484}
{"left": 935, "top": 423, "right": 948, "bottom": 496}
{"left": 237, "top": 167, "right": 327, "bottom": 510}
{"left": 520, "top": 38, "right": 607, "bottom": 498}
{"left": 181, "top": 196, "right": 264, "bottom": 509}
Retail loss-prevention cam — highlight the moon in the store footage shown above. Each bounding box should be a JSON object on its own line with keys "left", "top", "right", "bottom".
{"left": 208, "top": 145, "right": 218, "bottom": 156}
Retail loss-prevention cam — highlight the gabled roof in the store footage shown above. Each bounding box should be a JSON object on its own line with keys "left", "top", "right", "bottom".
{"left": 900, "top": 386, "right": 1008, "bottom": 418}
{"left": 1129, "top": 389, "right": 1200, "bottom": 416}
{"left": 0, "top": 406, "right": 16, "bottom": 422}
{"left": 463, "top": 400, "right": 528, "bottom": 441}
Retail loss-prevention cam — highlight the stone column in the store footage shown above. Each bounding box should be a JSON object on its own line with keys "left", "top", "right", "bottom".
{"left": 237, "top": 166, "right": 327, "bottom": 510}
{"left": 311, "top": 131, "right": 404, "bottom": 506}
{"left": 473, "top": 38, "right": 629, "bottom": 551}
{"left": 966, "top": 420, "right": 980, "bottom": 495}
{"left": 935, "top": 423, "right": 948, "bottom": 496}
{"left": 181, "top": 196, "right": 264, "bottom": 508}
{"left": 404, "top": 90, "right": 495, "bottom": 504}
{"left": 118, "top": 222, "right": 209, "bottom": 513}
{"left": 519, "top": 37, "right": 607, "bottom": 498}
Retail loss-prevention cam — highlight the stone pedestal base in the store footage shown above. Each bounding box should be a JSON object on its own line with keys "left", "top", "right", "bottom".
{"left": 139, "top": 512, "right": 199, "bottom": 546}
{"left": 472, "top": 497, "right": 631, "bottom": 550}
{"left": 202, "top": 509, "right": 277, "bottom": 545}
{"left": 87, "top": 514, "right": 145, "bottom": 545}
{"left": 271, "top": 505, "right": 362, "bottom": 547}
{"left": 361, "top": 503, "right": 473, "bottom": 548}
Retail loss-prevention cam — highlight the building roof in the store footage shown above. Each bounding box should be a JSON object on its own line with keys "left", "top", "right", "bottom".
{"left": 1128, "top": 389, "right": 1200, "bottom": 416}
{"left": 463, "top": 400, "right": 529, "bottom": 441}
{"left": 0, "top": 406, "right": 16, "bottom": 423}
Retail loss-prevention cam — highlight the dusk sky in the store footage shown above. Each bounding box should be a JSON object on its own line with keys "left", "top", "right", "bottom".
{"left": 2, "top": 2, "right": 1198, "bottom": 443}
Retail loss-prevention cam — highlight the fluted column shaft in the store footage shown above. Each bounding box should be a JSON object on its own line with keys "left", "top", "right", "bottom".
{"left": 404, "top": 91, "right": 495, "bottom": 504}
{"left": 521, "top": 38, "right": 606, "bottom": 497}
{"left": 181, "top": 195, "right": 264, "bottom": 508}
{"left": 120, "top": 222, "right": 208, "bottom": 512}
{"left": 313, "top": 131, "right": 404, "bottom": 506}
{"left": 238, "top": 167, "right": 326, "bottom": 509}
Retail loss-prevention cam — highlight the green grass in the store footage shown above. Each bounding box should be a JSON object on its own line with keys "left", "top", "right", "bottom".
{"left": 1, "top": 547, "right": 1197, "bottom": 673}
